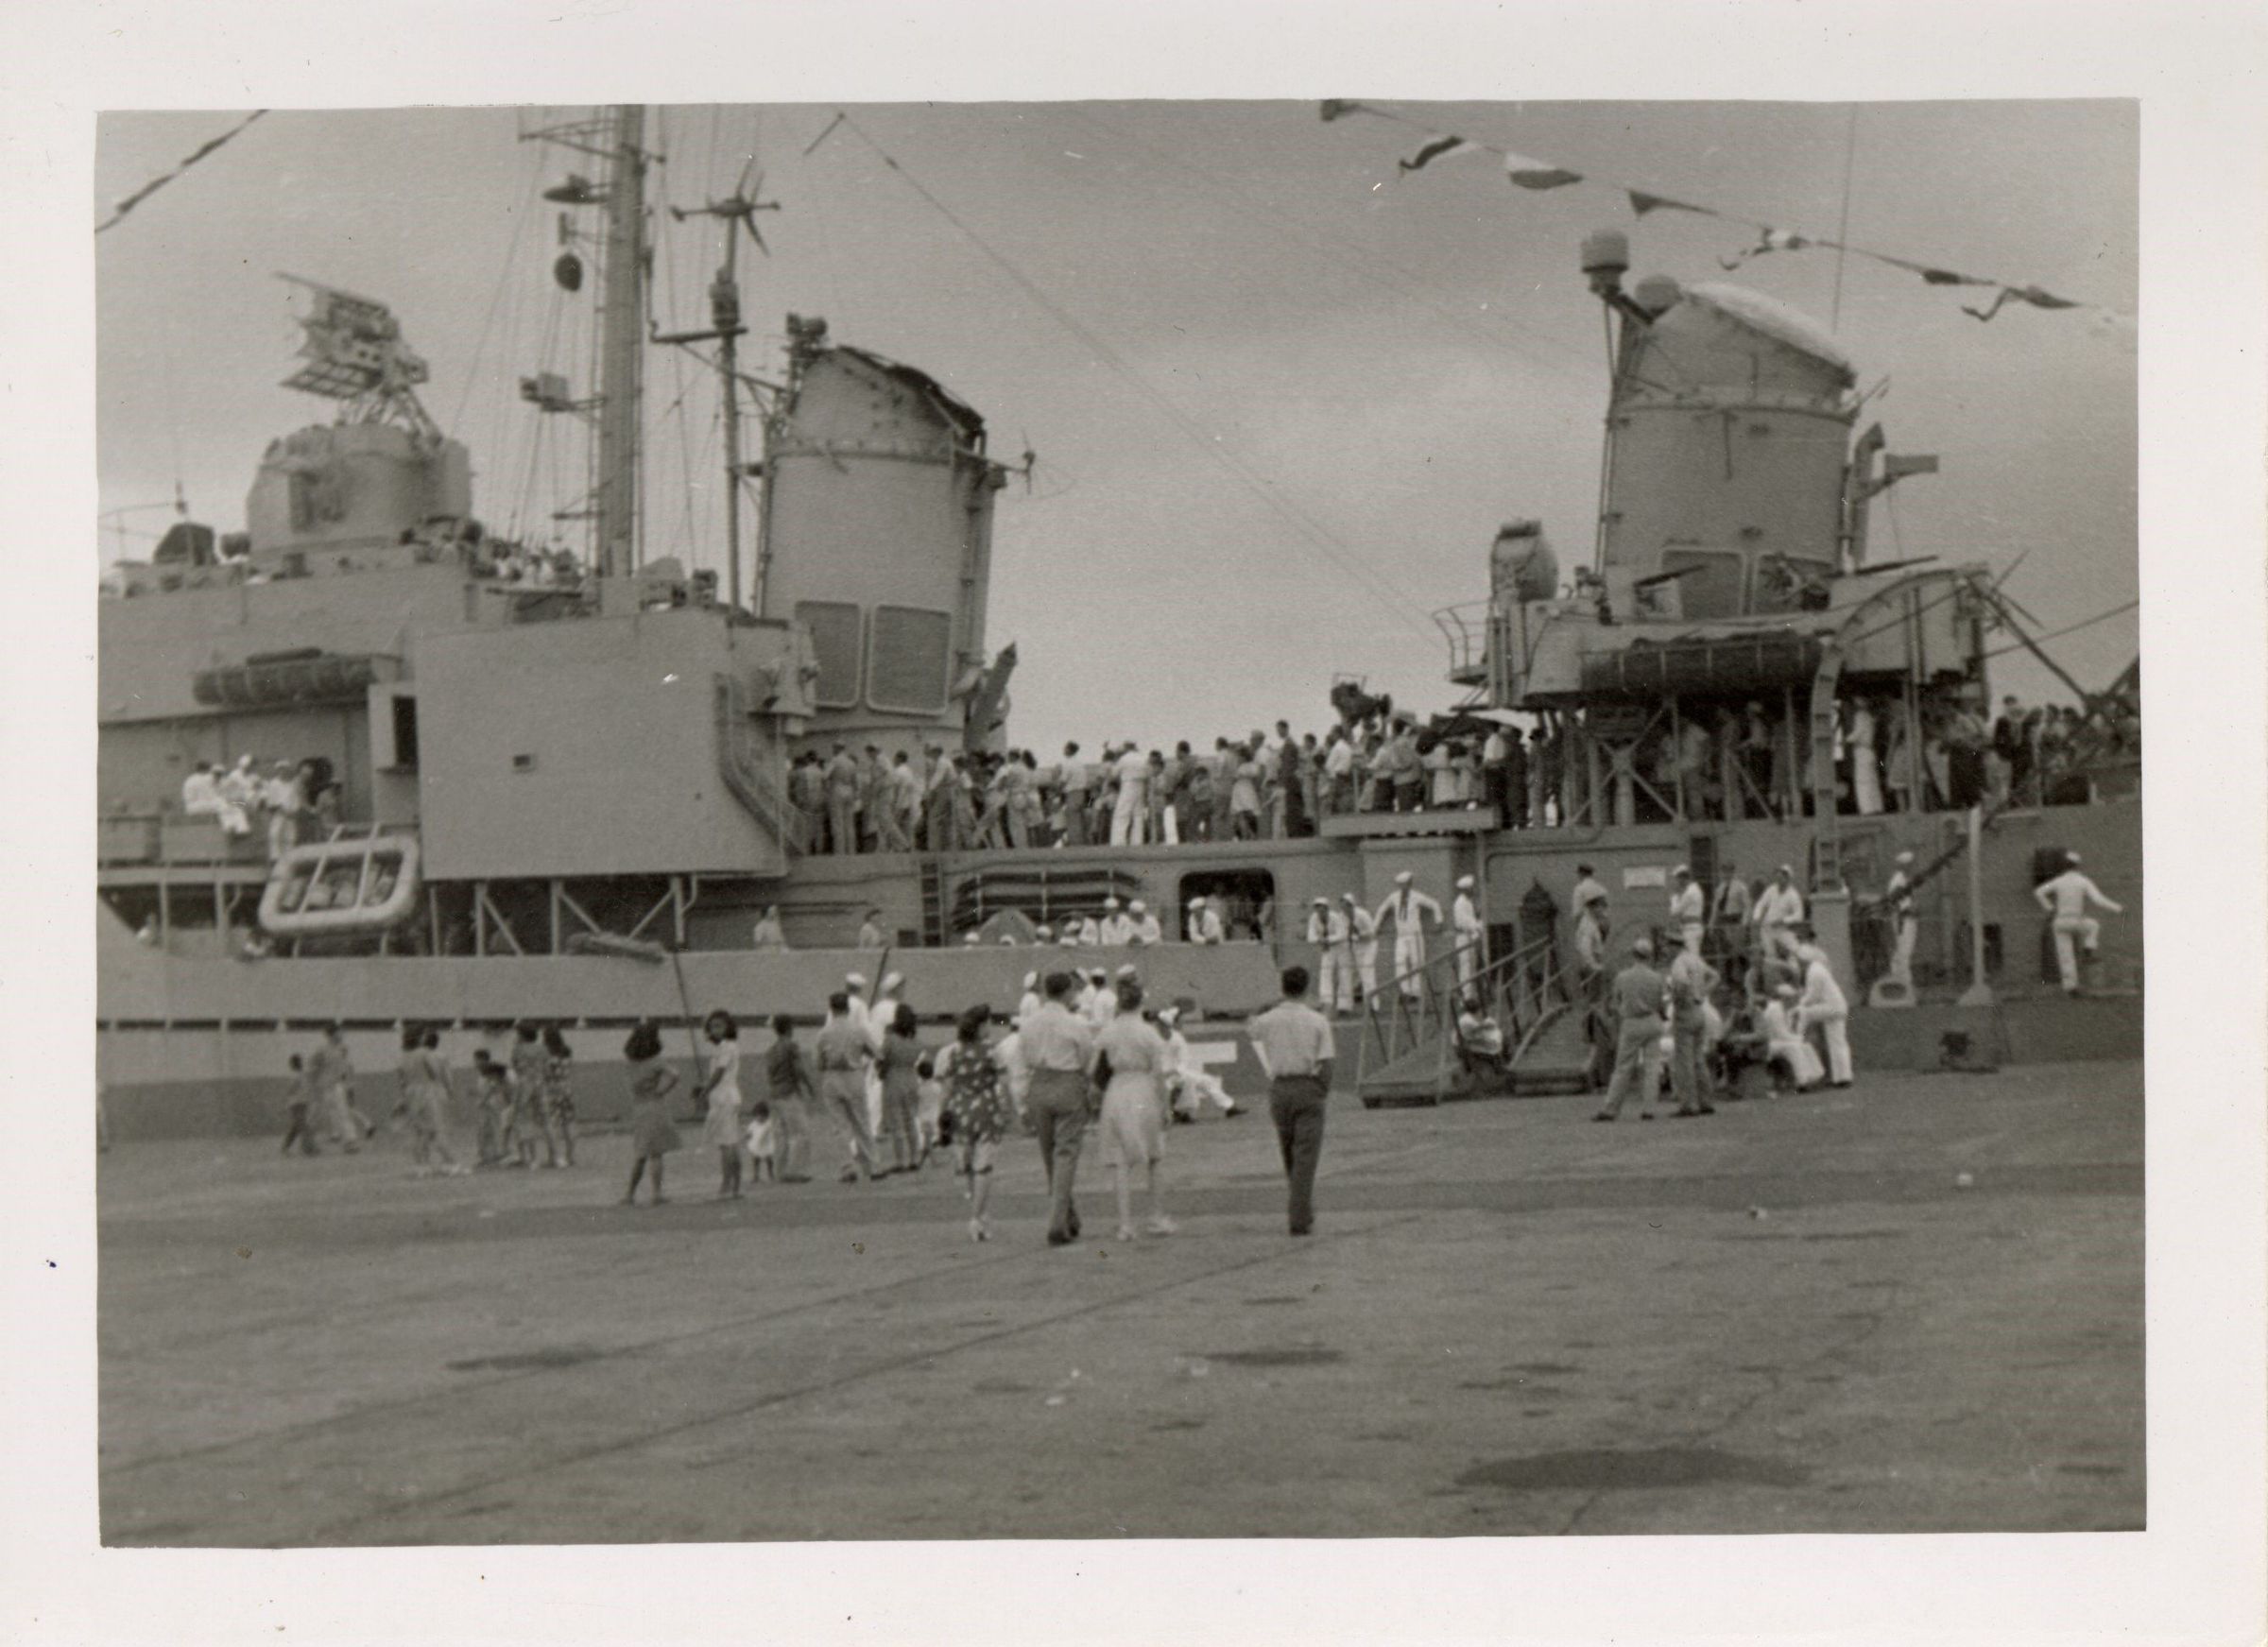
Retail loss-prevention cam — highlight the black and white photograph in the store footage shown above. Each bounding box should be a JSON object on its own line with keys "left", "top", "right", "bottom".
{"left": 9, "top": 3, "right": 2265, "bottom": 1643}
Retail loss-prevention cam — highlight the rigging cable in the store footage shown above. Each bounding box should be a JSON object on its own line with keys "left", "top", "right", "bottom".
{"left": 1830, "top": 107, "right": 1859, "bottom": 333}
{"left": 1978, "top": 598, "right": 2139, "bottom": 665}
{"left": 454, "top": 137, "right": 548, "bottom": 432}
{"left": 824, "top": 112, "right": 1437, "bottom": 641}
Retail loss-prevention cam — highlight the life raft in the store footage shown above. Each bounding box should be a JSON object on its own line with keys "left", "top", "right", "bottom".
{"left": 259, "top": 833, "right": 421, "bottom": 935}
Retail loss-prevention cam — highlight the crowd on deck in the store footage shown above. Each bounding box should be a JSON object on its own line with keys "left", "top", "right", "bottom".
{"left": 178, "top": 754, "right": 342, "bottom": 858}
{"left": 793, "top": 686, "right": 2136, "bottom": 857}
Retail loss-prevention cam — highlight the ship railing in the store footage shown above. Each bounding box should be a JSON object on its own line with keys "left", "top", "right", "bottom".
{"left": 1431, "top": 600, "right": 1494, "bottom": 684}
{"left": 1354, "top": 924, "right": 1572, "bottom": 1096}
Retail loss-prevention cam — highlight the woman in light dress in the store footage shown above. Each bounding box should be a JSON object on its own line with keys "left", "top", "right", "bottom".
{"left": 621, "top": 1021, "right": 682, "bottom": 1207}
{"left": 396, "top": 1025, "right": 464, "bottom": 1175}
{"left": 1094, "top": 979, "right": 1176, "bottom": 1241}
{"left": 696, "top": 1010, "right": 747, "bottom": 1197}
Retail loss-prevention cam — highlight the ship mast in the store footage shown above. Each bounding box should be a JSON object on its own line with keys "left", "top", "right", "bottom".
{"left": 593, "top": 105, "right": 646, "bottom": 578}
{"left": 661, "top": 157, "right": 781, "bottom": 612}
{"left": 526, "top": 104, "right": 649, "bottom": 578}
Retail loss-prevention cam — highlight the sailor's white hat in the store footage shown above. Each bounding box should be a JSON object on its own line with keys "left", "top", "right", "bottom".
{"left": 1456, "top": 875, "right": 1474, "bottom": 890}
{"left": 845, "top": 972, "right": 867, "bottom": 987}
{"left": 1394, "top": 870, "right": 1414, "bottom": 884}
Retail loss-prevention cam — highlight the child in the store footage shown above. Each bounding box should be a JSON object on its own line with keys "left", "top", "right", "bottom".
{"left": 622, "top": 1020, "right": 681, "bottom": 1206}
{"left": 914, "top": 1053, "right": 947, "bottom": 1163}
{"left": 471, "top": 1049, "right": 516, "bottom": 1167}
{"left": 743, "top": 1099, "right": 780, "bottom": 1185}
{"left": 935, "top": 1004, "right": 1011, "bottom": 1242}
{"left": 280, "top": 1054, "right": 321, "bottom": 1156}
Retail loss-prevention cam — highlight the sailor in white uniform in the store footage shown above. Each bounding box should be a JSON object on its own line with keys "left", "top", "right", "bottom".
{"left": 1375, "top": 872, "right": 1444, "bottom": 1001}
{"left": 1793, "top": 938, "right": 1853, "bottom": 1087}
{"left": 1109, "top": 744, "right": 1149, "bottom": 846}
{"left": 1884, "top": 850, "right": 1918, "bottom": 989}
{"left": 1306, "top": 897, "right": 1351, "bottom": 1013}
{"left": 1753, "top": 865, "right": 1808, "bottom": 966}
{"left": 1340, "top": 893, "right": 1379, "bottom": 1004}
{"left": 1668, "top": 865, "right": 1707, "bottom": 958}
{"left": 1450, "top": 875, "right": 1486, "bottom": 998}
{"left": 1129, "top": 900, "right": 1163, "bottom": 946}
{"left": 2032, "top": 852, "right": 2123, "bottom": 994}
{"left": 1186, "top": 898, "right": 1225, "bottom": 946}
{"left": 1097, "top": 895, "right": 1133, "bottom": 947}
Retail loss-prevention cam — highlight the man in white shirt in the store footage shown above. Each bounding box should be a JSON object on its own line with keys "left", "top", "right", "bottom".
{"left": 1668, "top": 865, "right": 1707, "bottom": 957}
{"left": 1794, "top": 937, "right": 1853, "bottom": 1087}
{"left": 1186, "top": 898, "right": 1225, "bottom": 946}
{"left": 1073, "top": 907, "right": 1104, "bottom": 947}
{"left": 1109, "top": 744, "right": 1149, "bottom": 846}
{"left": 2032, "top": 851, "right": 2123, "bottom": 995}
{"left": 1017, "top": 970, "right": 1044, "bottom": 1028}
{"left": 1375, "top": 871, "right": 1444, "bottom": 1001}
{"left": 1753, "top": 865, "right": 1807, "bottom": 966}
{"left": 1450, "top": 874, "right": 1486, "bottom": 997}
{"left": 1129, "top": 900, "right": 1163, "bottom": 946}
{"left": 1085, "top": 969, "right": 1122, "bottom": 1027}
{"left": 1883, "top": 850, "right": 1918, "bottom": 989}
{"left": 1305, "top": 897, "right": 1349, "bottom": 1013}
{"left": 1097, "top": 895, "right": 1134, "bottom": 947}
{"left": 1322, "top": 729, "right": 1357, "bottom": 818}
{"left": 1340, "top": 893, "right": 1379, "bottom": 1004}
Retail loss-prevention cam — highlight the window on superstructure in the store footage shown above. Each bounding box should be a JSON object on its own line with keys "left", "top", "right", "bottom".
{"left": 868, "top": 606, "right": 952, "bottom": 715}
{"left": 796, "top": 600, "right": 864, "bottom": 710}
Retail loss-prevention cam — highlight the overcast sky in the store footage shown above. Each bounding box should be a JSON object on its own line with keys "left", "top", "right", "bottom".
{"left": 95, "top": 100, "right": 2135, "bottom": 749}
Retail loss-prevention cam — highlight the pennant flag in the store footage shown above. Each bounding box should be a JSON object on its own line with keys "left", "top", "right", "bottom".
{"left": 1503, "top": 150, "right": 1583, "bottom": 190}
{"left": 1719, "top": 227, "right": 1812, "bottom": 270}
{"left": 1961, "top": 283, "right": 2082, "bottom": 323}
{"left": 1318, "top": 99, "right": 1386, "bottom": 124}
{"left": 96, "top": 109, "right": 268, "bottom": 234}
{"left": 1400, "top": 134, "right": 1485, "bottom": 173}
{"left": 1627, "top": 188, "right": 1708, "bottom": 217}
{"left": 1921, "top": 267, "right": 1991, "bottom": 286}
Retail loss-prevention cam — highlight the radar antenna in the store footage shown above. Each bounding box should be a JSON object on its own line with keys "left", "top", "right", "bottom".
{"left": 274, "top": 275, "right": 440, "bottom": 443}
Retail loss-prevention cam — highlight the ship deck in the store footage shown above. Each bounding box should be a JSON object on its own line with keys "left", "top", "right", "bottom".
{"left": 96, "top": 1055, "right": 2141, "bottom": 1543}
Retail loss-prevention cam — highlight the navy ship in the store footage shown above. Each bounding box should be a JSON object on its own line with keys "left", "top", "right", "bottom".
{"left": 96, "top": 106, "right": 2141, "bottom": 1137}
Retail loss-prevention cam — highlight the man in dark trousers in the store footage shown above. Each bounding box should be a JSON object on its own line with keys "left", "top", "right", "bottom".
{"left": 1015, "top": 970, "right": 1097, "bottom": 1245}
{"left": 1248, "top": 965, "right": 1336, "bottom": 1235}
{"left": 1593, "top": 935, "right": 1668, "bottom": 1123}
